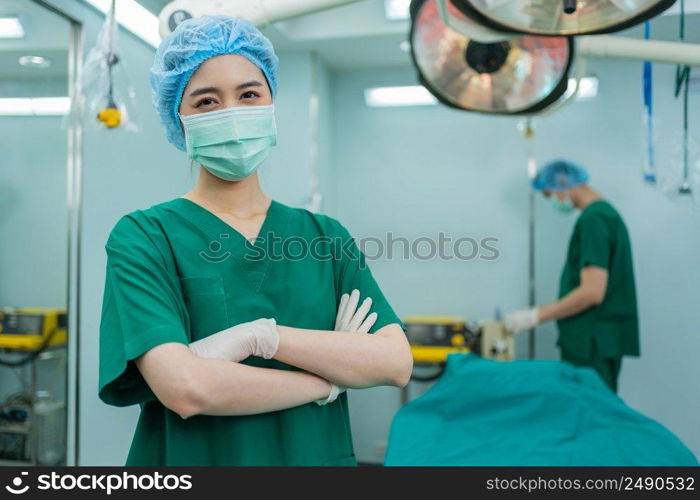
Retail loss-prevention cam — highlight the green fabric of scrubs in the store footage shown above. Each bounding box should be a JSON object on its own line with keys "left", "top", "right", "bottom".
{"left": 561, "top": 345, "right": 623, "bottom": 393}
{"left": 98, "top": 198, "right": 404, "bottom": 466}
{"left": 557, "top": 200, "right": 638, "bottom": 392}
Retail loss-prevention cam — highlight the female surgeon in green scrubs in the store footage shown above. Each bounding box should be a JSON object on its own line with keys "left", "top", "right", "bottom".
{"left": 98, "top": 15, "right": 412, "bottom": 466}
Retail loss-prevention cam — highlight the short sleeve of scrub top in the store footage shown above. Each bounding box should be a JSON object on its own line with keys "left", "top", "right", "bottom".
{"left": 326, "top": 218, "right": 406, "bottom": 333}
{"left": 576, "top": 211, "right": 612, "bottom": 270}
{"left": 99, "top": 215, "right": 190, "bottom": 407}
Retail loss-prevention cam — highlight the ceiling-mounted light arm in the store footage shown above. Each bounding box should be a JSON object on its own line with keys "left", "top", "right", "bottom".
{"left": 435, "top": 0, "right": 516, "bottom": 43}
{"left": 159, "top": 0, "right": 365, "bottom": 37}
{"left": 578, "top": 35, "right": 700, "bottom": 66}
{"left": 159, "top": 0, "right": 700, "bottom": 67}
{"left": 437, "top": 1, "right": 700, "bottom": 67}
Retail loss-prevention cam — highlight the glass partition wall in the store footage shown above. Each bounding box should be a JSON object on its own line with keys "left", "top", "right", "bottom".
{"left": 0, "top": 0, "right": 81, "bottom": 466}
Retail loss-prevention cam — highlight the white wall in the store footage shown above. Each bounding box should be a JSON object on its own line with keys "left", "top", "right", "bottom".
{"left": 261, "top": 51, "right": 333, "bottom": 207}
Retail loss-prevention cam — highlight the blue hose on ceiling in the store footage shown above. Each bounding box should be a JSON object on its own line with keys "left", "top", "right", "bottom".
{"left": 642, "top": 21, "right": 656, "bottom": 184}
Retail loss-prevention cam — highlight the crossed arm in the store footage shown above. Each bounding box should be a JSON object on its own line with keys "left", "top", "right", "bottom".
{"left": 135, "top": 295, "right": 412, "bottom": 418}
{"left": 275, "top": 324, "right": 411, "bottom": 389}
{"left": 135, "top": 343, "right": 333, "bottom": 418}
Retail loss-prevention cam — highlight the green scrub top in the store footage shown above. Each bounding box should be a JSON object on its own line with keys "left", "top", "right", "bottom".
{"left": 557, "top": 200, "right": 639, "bottom": 359}
{"left": 98, "top": 198, "right": 404, "bottom": 466}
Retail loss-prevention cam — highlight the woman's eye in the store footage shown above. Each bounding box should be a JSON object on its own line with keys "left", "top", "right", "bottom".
{"left": 241, "top": 91, "right": 259, "bottom": 100}
{"left": 196, "top": 97, "right": 217, "bottom": 107}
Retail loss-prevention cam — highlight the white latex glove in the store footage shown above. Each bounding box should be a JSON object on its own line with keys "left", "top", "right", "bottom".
{"left": 314, "top": 383, "right": 342, "bottom": 407}
{"left": 188, "top": 318, "right": 279, "bottom": 363}
{"left": 334, "top": 289, "right": 378, "bottom": 333}
{"left": 504, "top": 308, "right": 539, "bottom": 334}
{"left": 316, "top": 289, "right": 378, "bottom": 406}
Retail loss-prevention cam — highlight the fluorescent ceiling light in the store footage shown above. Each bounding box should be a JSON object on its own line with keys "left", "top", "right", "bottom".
{"left": 365, "top": 86, "right": 437, "bottom": 107}
{"left": 83, "top": 0, "right": 160, "bottom": 48}
{"left": 567, "top": 76, "right": 599, "bottom": 100}
{"left": 384, "top": 0, "right": 411, "bottom": 21}
{"left": 18, "top": 55, "right": 52, "bottom": 68}
{"left": 0, "top": 17, "right": 25, "bottom": 38}
{"left": 0, "top": 97, "right": 71, "bottom": 116}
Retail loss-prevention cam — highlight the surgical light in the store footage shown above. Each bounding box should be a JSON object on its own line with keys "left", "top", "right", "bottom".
{"left": 0, "top": 17, "right": 25, "bottom": 38}
{"left": 410, "top": 0, "right": 574, "bottom": 115}
{"left": 364, "top": 86, "right": 438, "bottom": 107}
{"left": 451, "top": 0, "right": 677, "bottom": 36}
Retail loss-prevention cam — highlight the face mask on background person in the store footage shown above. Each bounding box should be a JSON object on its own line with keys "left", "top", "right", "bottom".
{"left": 552, "top": 196, "right": 575, "bottom": 214}
{"left": 180, "top": 104, "right": 277, "bottom": 181}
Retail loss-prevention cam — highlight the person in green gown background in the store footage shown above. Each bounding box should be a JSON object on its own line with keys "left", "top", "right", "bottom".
{"left": 98, "top": 15, "right": 412, "bottom": 466}
{"left": 505, "top": 159, "right": 639, "bottom": 393}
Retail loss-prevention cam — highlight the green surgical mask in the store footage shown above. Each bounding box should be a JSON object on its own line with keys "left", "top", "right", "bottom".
{"left": 552, "top": 196, "right": 575, "bottom": 214}
{"left": 180, "top": 104, "right": 277, "bottom": 181}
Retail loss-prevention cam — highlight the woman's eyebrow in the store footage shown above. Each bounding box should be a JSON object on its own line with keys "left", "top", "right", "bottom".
{"left": 188, "top": 86, "right": 219, "bottom": 98}
{"left": 188, "top": 81, "right": 263, "bottom": 98}
{"left": 235, "top": 80, "right": 263, "bottom": 90}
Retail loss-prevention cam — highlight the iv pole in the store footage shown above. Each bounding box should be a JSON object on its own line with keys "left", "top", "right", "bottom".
{"left": 524, "top": 119, "right": 537, "bottom": 360}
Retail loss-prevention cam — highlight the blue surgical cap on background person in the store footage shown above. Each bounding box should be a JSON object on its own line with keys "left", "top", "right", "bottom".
{"left": 150, "top": 15, "right": 279, "bottom": 151}
{"left": 532, "top": 159, "right": 590, "bottom": 192}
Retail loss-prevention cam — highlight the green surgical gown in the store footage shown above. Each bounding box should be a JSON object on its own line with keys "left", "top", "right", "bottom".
{"left": 98, "top": 198, "right": 404, "bottom": 466}
{"left": 557, "top": 200, "right": 639, "bottom": 360}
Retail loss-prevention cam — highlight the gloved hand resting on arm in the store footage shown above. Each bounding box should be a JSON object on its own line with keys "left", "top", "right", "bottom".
{"left": 188, "top": 318, "right": 279, "bottom": 362}
{"left": 315, "top": 289, "right": 377, "bottom": 406}
{"left": 334, "top": 289, "right": 377, "bottom": 333}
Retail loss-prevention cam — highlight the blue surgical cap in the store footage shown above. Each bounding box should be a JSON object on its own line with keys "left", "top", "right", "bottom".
{"left": 150, "top": 15, "right": 279, "bottom": 151}
{"left": 533, "top": 159, "right": 589, "bottom": 192}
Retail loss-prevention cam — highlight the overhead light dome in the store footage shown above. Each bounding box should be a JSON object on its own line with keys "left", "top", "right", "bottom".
{"left": 409, "top": 0, "right": 574, "bottom": 114}
{"left": 451, "top": 0, "right": 677, "bottom": 36}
